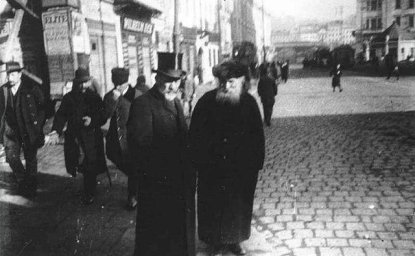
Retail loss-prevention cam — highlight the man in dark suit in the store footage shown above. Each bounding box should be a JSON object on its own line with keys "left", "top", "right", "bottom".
{"left": 189, "top": 61, "right": 265, "bottom": 256}
{"left": 127, "top": 52, "right": 195, "bottom": 256}
{"left": 103, "top": 68, "right": 139, "bottom": 210}
{"left": 0, "top": 62, "right": 45, "bottom": 198}
{"left": 258, "top": 63, "right": 278, "bottom": 126}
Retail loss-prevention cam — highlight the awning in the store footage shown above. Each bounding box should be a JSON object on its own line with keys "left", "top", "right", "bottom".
{"left": 6, "top": 0, "right": 39, "bottom": 19}
{"left": 114, "top": 0, "right": 162, "bottom": 15}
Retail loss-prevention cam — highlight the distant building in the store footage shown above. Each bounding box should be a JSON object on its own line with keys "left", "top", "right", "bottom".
{"left": 253, "top": 0, "right": 272, "bottom": 63}
{"left": 324, "top": 20, "right": 356, "bottom": 48}
{"left": 231, "top": 0, "right": 256, "bottom": 44}
{"left": 355, "top": 0, "right": 415, "bottom": 61}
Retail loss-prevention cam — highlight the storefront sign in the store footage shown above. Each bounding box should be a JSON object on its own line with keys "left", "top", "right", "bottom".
{"left": 42, "top": 10, "right": 71, "bottom": 55}
{"left": 123, "top": 17, "right": 154, "bottom": 35}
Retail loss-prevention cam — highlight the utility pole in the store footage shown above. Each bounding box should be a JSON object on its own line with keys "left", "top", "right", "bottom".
{"left": 173, "top": 0, "right": 180, "bottom": 53}
{"left": 262, "top": 0, "right": 266, "bottom": 63}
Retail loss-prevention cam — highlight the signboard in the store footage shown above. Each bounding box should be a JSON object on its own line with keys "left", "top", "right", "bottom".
{"left": 123, "top": 17, "right": 154, "bottom": 35}
{"left": 42, "top": 10, "right": 71, "bottom": 55}
{"left": 71, "top": 12, "right": 90, "bottom": 54}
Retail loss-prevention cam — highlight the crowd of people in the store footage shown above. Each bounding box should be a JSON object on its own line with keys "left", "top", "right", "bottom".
{"left": 0, "top": 54, "right": 272, "bottom": 256}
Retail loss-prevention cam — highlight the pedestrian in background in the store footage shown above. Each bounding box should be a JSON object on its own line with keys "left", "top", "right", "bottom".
{"left": 258, "top": 63, "right": 278, "bottom": 127}
{"left": 46, "top": 68, "right": 108, "bottom": 205}
{"left": 280, "top": 60, "right": 289, "bottom": 83}
{"left": 385, "top": 53, "right": 399, "bottom": 80}
{"left": 189, "top": 60, "right": 265, "bottom": 256}
{"left": 0, "top": 62, "right": 45, "bottom": 198}
{"left": 127, "top": 52, "right": 195, "bottom": 256}
{"left": 103, "top": 68, "right": 139, "bottom": 210}
{"left": 179, "top": 71, "right": 196, "bottom": 117}
{"left": 330, "top": 63, "right": 343, "bottom": 93}
{"left": 135, "top": 75, "right": 150, "bottom": 96}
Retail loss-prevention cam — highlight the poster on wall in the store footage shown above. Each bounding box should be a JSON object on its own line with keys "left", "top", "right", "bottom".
{"left": 71, "top": 12, "right": 90, "bottom": 54}
{"left": 42, "top": 10, "right": 71, "bottom": 55}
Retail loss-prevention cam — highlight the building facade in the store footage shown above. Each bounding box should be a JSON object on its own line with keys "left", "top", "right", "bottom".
{"left": 253, "top": 0, "right": 272, "bottom": 63}
{"left": 231, "top": 0, "right": 255, "bottom": 44}
{"left": 356, "top": 0, "right": 415, "bottom": 61}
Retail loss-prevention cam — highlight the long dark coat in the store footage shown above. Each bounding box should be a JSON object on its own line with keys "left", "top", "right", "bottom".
{"left": 189, "top": 89, "right": 265, "bottom": 244}
{"left": 52, "top": 88, "right": 107, "bottom": 177}
{"left": 103, "top": 86, "right": 137, "bottom": 173}
{"left": 0, "top": 78, "right": 45, "bottom": 147}
{"left": 258, "top": 76, "right": 277, "bottom": 104}
{"left": 127, "top": 86, "right": 195, "bottom": 256}
{"left": 330, "top": 67, "right": 342, "bottom": 87}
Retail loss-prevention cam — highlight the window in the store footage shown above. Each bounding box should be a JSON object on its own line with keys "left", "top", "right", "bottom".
{"left": 396, "top": 0, "right": 401, "bottom": 9}
{"left": 371, "top": 18, "right": 377, "bottom": 29}
{"left": 410, "top": 15, "right": 414, "bottom": 27}
{"left": 396, "top": 16, "right": 401, "bottom": 25}
{"left": 371, "top": 0, "right": 377, "bottom": 10}
{"left": 377, "top": 0, "right": 382, "bottom": 9}
{"left": 366, "top": 19, "right": 370, "bottom": 29}
{"left": 410, "top": 0, "right": 414, "bottom": 8}
{"left": 377, "top": 17, "right": 383, "bottom": 29}
{"left": 411, "top": 48, "right": 415, "bottom": 56}
{"left": 402, "top": 48, "right": 405, "bottom": 54}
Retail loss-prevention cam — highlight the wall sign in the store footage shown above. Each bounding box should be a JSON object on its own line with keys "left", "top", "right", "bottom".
{"left": 123, "top": 17, "right": 154, "bottom": 35}
{"left": 42, "top": 10, "right": 71, "bottom": 55}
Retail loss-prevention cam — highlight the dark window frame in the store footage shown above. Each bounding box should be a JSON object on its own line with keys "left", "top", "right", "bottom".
{"left": 396, "top": 0, "right": 401, "bottom": 9}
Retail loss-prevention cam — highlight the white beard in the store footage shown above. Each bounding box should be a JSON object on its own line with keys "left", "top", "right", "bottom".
{"left": 215, "top": 87, "right": 242, "bottom": 105}
{"left": 165, "top": 92, "right": 177, "bottom": 101}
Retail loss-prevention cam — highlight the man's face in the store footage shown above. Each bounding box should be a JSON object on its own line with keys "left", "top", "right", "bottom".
{"left": 157, "top": 76, "right": 181, "bottom": 101}
{"left": 7, "top": 71, "right": 22, "bottom": 86}
{"left": 81, "top": 80, "right": 92, "bottom": 93}
{"left": 216, "top": 76, "right": 245, "bottom": 104}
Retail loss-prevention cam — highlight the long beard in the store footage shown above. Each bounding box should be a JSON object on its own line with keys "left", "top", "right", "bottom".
{"left": 165, "top": 91, "right": 177, "bottom": 101}
{"left": 215, "top": 87, "right": 242, "bottom": 105}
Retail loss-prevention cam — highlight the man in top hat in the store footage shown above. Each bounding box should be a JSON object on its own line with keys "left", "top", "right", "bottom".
{"left": 103, "top": 67, "right": 140, "bottom": 210}
{"left": 127, "top": 52, "right": 195, "bottom": 256}
{"left": 46, "top": 68, "right": 107, "bottom": 205}
{"left": 189, "top": 60, "right": 265, "bottom": 256}
{"left": 0, "top": 61, "right": 46, "bottom": 198}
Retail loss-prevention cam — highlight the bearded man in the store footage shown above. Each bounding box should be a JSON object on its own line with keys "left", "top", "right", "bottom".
{"left": 189, "top": 61, "right": 265, "bottom": 256}
{"left": 127, "top": 52, "right": 195, "bottom": 256}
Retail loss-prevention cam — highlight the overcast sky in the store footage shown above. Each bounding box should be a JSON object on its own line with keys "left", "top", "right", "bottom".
{"left": 265, "top": 0, "right": 357, "bottom": 21}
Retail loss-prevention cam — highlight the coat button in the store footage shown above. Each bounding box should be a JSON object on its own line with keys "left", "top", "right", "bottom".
{"left": 223, "top": 155, "right": 227, "bottom": 160}
{"left": 33, "top": 121, "right": 38, "bottom": 125}
{"left": 223, "top": 138, "right": 227, "bottom": 142}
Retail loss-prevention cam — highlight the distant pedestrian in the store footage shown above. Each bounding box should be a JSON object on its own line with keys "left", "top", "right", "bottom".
{"left": 280, "top": 60, "right": 289, "bottom": 83}
{"left": 127, "top": 52, "right": 195, "bottom": 256}
{"left": 103, "top": 68, "right": 140, "bottom": 210}
{"left": 179, "top": 72, "right": 196, "bottom": 117}
{"left": 269, "top": 61, "right": 279, "bottom": 81}
{"left": 190, "top": 60, "right": 265, "bottom": 256}
{"left": 0, "top": 62, "right": 46, "bottom": 198}
{"left": 135, "top": 75, "right": 150, "bottom": 96}
{"left": 330, "top": 63, "right": 343, "bottom": 92}
{"left": 258, "top": 64, "right": 277, "bottom": 126}
{"left": 46, "top": 68, "right": 108, "bottom": 205}
{"left": 385, "top": 53, "right": 399, "bottom": 80}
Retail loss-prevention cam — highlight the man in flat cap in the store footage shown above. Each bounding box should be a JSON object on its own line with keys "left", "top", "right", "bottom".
{"left": 0, "top": 61, "right": 45, "bottom": 198}
{"left": 127, "top": 52, "right": 195, "bottom": 256}
{"left": 47, "top": 68, "right": 107, "bottom": 205}
{"left": 189, "top": 60, "right": 265, "bottom": 256}
{"left": 103, "top": 67, "right": 139, "bottom": 210}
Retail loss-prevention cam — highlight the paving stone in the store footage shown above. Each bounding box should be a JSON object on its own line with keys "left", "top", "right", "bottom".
{"left": 393, "top": 240, "right": 415, "bottom": 249}
{"left": 285, "top": 239, "right": 303, "bottom": 249}
{"left": 306, "top": 222, "right": 325, "bottom": 229}
{"left": 371, "top": 239, "right": 394, "bottom": 249}
{"left": 327, "top": 238, "right": 349, "bottom": 247}
{"left": 320, "top": 247, "right": 342, "bottom": 256}
{"left": 349, "top": 239, "right": 372, "bottom": 247}
{"left": 293, "top": 247, "right": 316, "bottom": 256}
{"left": 342, "top": 247, "right": 365, "bottom": 256}
{"left": 364, "top": 248, "right": 389, "bottom": 256}
{"left": 315, "top": 230, "right": 334, "bottom": 238}
{"left": 293, "top": 229, "right": 313, "bottom": 239}
{"left": 335, "top": 230, "right": 355, "bottom": 238}
{"left": 346, "top": 223, "right": 366, "bottom": 231}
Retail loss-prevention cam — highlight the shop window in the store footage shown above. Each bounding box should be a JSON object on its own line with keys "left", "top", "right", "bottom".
{"left": 366, "top": 19, "right": 370, "bottom": 29}
{"left": 402, "top": 48, "right": 405, "bottom": 54}
{"left": 396, "top": 0, "right": 401, "bottom": 9}
{"left": 377, "top": 17, "right": 382, "bottom": 29}
{"left": 396, "top": 16, "right": 401, "bottom": 25}
{"left": 410, "top": 0, "right": 414, "bottom": 8}
{"left": 91, "top": 42, "right": 97, "bottom": 51}
{"left": 410, "top": 15, "right": 415, "bottom": 27}
{"left": 371, "top": 18, "right": 377, "bottom": 30}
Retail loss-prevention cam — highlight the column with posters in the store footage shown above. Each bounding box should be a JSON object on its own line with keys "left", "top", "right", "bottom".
{"left": 121, "top": 16, "right": 154, "bottom": 86}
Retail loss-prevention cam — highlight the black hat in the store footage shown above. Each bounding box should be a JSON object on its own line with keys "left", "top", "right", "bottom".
{"left": 112, "top": 67, "right": 129, "bottom": 85}
{"left": 1, "top": 61, "right": 24, "bottom": 74}
{"left": 74, "top": 67, "right": 91, "bottom": 83}
{"left": 212, "top": 61, "right": 249, "bottom": 82}
{"left": 152, "top": 52, "right": 183, "bottom": 81}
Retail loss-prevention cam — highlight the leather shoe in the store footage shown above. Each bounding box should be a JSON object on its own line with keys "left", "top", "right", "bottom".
{"left": 228, "top": 244, "right": 246, "bottom": 255}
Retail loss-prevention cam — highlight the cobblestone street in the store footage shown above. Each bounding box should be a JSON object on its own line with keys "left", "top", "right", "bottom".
{"left": 1, "top": 67, "right": 415, "bottom": 255}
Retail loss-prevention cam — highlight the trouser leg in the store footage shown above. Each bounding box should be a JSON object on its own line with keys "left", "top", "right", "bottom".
{"left": 23, "top": 146, "right": 38, "bottom": 193}
{"left": 83, "top": 171, "right": 97, "bottom": 196}
{"left": 128, "top": 167, "right": 139, "bottom": 199}
{"left": 4, "top": 137, "right": 25, "bottom": 184}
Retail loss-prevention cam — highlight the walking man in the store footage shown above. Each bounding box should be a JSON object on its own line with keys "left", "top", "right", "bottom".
{"left": 103, "top": 68, "right": 139, "bottom": 210}
{"left": 127, "top": 52, "right": 195, "bottom": 256}
{"left": 0, "top": 62, "right": 45, "bottom": 198}
{"left": 330, "top": 63, "right": 343, "bottom": 92}
{"left": 258, "top": 64, "right": 277, "bottom": 126}
{"left": 189, "top": 60, "right": 265, "bottom": 256}
{"left": 46, "top": 68, "right": 108, "bottom": 204}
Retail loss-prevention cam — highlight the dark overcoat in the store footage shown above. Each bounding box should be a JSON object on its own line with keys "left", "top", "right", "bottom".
{"left": 330, "top": 68, "right": 342, "bottom": 87}
{"left": 127, "top": 86, "right": 195, "bottom": 256}
{"left": 258, "top": 76, "right": 277, "bottom": 104}
{"left": 189, "top": 89, "right": 265, "bottom": 244}
{"left": 0, "top": 78, "right": 46, "bottom": 147}
{"left": 52, "top": 88, "right": 107, "bottom": 177}
{"left": 103, "top": 86, "right": 137, "bottom": 173}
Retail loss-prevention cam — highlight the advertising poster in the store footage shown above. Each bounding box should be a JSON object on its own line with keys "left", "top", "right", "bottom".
{"left": 42, "top": 10, "right": 71, "bottom": 55}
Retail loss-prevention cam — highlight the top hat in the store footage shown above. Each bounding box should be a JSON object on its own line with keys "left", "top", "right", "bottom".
{"left": 152, "top": 52, "right": 183, "bottom": 81}
{"left": 1, "top": 61, "right": 24, "bottom": 74}
{"left": 111, "top": 67, "right": 129, "bottom": 85}
{"left": 74, "top": 67, "right": 91, "bottom": 83}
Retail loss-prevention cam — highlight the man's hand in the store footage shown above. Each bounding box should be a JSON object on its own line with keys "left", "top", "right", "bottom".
{"left": 45, "top": 131, "right": 60, "bottom": 146}
{"left": 82, "top": 116, "right": 91, "bottom": 127}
